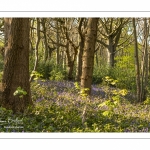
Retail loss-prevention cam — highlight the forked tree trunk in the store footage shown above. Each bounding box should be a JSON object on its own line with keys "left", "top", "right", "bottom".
{"left": 1, "top": 18, "right": 32, "bottom": 113}
{"left": 81, "top": 18, "right": 98, "bottom": 95}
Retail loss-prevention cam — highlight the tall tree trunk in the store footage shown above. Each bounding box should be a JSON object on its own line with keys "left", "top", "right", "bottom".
{"left": 107, "top": 37, "right": 115, "bottom": 67}
{"left": 33, "top": 18, "right": 40, "bottom": 71}
{"left": 140, "top": 18, "right": 149, "bottom": 101}
{"left": 41, "top": 18, "right": 48, "bottom": 63}
{"left": 30, "top": 18, "right": 40, "bottom": 82}
{"left": 76, "top": 18, "right": 85, "bottom": 82}
{"left": 65, "top": 43, "right": 75, "bottom": 80}
{"left": 62, "top": 49, "right": 66, "bottom": 70}
{"left": 29, "top": 18, "right": 35, "bottom": 57}
{"left": 95, "top": 50, "right": 99, "bottom": 66}
{"left": 81, "top": 18, "right": 98, "bottom": 95}
{"left": 56, "top": 20, "right": 60, "bottom": 65}
{"left": 76, "top": 34, "right": 84, "bottom": 81}
{"left": 1, "top": 18, "right": 32, "bottom": 113}
{"left": 133, "top": 18, "right": 141, "bottom": 102}
{"left": 76, "top": 40, "right": 84, "bottom": 81}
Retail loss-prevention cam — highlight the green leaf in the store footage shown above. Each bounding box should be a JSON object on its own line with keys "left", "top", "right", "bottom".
{"left": 102, "top": 111, "right": 111, "bottom": 117}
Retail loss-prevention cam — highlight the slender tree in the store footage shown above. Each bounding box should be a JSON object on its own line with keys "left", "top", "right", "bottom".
{"left": 140, "top": 18, "right": 149, "bottom": 101}
{"left": 41, "top": 18, "right": 49, "bottom": 63}
{"left": 133, "top": 18, "right": 141, "bottom": 102}
{"left": 76, "top": 18, "right": 86, "bottom": 81}
{"left": 56, "top": 19, "right": 60, "bottom": 65}
{"left": 30, "top": 18, "right": 40, "bottom": 82}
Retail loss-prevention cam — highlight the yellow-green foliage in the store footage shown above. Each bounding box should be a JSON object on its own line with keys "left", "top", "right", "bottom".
{"left": 104, "top": 76, "right": 118, "bottom": 86}
{"left": 30, "top": 71, "right": 43, "bottom": 80}
{"left": 49, "top": 70, "right": 65, "bottom": 81}
{"left": 13, "top": 86, "right": 27, "bottom": 98}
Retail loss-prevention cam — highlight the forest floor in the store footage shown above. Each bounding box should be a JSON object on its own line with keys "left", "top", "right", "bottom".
{"left": 0, "top": 80, "right": 150, "bottom": 132}
{"left": 29, "top": 79, "right": 150, "bottom": 132}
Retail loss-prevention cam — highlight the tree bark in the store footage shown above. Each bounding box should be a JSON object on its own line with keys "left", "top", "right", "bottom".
{"left": 65, "top": 42, "right": 76, "bottom": 80}
{"left": 140, "top": 18, "right": 149, "bottom": 101}
{"left": 4, "top": 18, "right": 11, "bottom": 61}
{"left": 76, "top": 35, "right": 84, "bottom": 81}
{"left": 81, "top": 18, "right": 98, "bottom": 95}
{"left": 41, "top": 18, "right": 48, "bottom": 63}
{"left": 33, "top": 18, "right": 40, "bottom": 71}
{"left": 30, "top": 18, "right": 40, "bottom": 82}
{"left": 133, "top": 18, "right": 141, "bottom": 102}
{"left": 107, "top": 37, "right": 115, "bottom": 67}
{"left": 56, "top": 20, "right": 60, "bottom": 65}
{"left": 76, "top": 18, "right": 85, "bottom": 81}
{"left": 1, "top": 18, "right": 32, "bottom": 113}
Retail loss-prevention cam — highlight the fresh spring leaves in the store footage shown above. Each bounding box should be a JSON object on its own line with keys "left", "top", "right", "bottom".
{"left": 13, "top": 86, "right": 27, "bottom": 98}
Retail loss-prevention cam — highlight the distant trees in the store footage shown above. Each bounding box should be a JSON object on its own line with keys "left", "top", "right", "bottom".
{"left": 1, "top": 18, "right": 32, "bottom": 113}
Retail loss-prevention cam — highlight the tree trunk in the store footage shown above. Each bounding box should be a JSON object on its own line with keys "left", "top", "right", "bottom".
{"left": 1, "top": 18, "right": 32, "bottom": 113}
{"left": 4, "top": 18, "right": 11, "bottom": 61}
{"left": 66, "top": 43, "right": 74, "bottom": 80}
{"left": 107, "top": 38, "right": 115, "bottom": 67}
{"left": 67, "top": 61, "right": 74, "bottom": 80}
{"left": 133, "top": 18, "right": 141, "bottom": 102}
{"left": 140, "top": 18, "right": 149, "bottom": 101}
{"left": 56, "top": 20, "right": 60, "bottom": 65}
{"left": 76, "top": 35, "right": 84, "bottom": 81}
{"left": 95, "top": 50, "right": 99, "bottom": 66}
{"left": 81, "top": 18, "right": 98, "bottom": 95}
{"left": 62, "top": 49, "right": 66, "bottom": 70}
{"left": 29, "top": 18, "right": 35, "bottom": 57}
{"left": 30, "top": 18, "right": 40, "bottom": 82}
{"left": 41, "top": 18, "right": 48, "bottom": 63}
{"left": 33, "top": 18, "right": 40, "bottom": 71}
